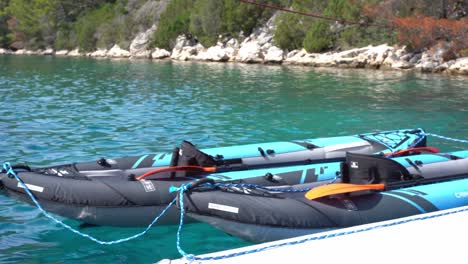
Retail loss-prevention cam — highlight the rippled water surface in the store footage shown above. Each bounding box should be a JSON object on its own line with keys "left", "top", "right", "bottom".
{"left": 0, "top": 55, "right": 467, "bottom": 263}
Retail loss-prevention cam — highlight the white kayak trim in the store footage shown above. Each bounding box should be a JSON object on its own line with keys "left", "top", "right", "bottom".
{"left": 161, "top": 205, "right": 468, "bottom": 263}
{"left": 17, "top": 182, "right": 44, "bottom": 193}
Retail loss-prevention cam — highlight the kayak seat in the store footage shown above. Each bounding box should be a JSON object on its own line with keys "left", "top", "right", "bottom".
{"left": 341, "top": 152, "right": 415, "bottom": 185}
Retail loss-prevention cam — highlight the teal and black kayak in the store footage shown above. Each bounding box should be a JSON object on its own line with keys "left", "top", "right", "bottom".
{"left": 0, "top": 128, "right": 426, "bottom": 226}
{"left": 62, "top": 128, "right": 427, "bottom": 176}
{"left": 180, "top": 150, "right": 468, "bottom": 243}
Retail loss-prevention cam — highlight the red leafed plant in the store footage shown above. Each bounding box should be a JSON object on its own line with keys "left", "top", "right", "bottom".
{"left": 393, "top": 16, "right": 467, "bottom": 54}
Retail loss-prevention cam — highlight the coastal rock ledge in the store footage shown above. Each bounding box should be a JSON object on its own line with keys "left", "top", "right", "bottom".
{"left": 2, "top": 41, "right": 467, "bottom": 75}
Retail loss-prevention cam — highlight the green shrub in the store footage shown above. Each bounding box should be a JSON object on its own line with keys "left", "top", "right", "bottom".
{"left": 460, "top": 49, "right": 468, "bottom": 57}
{"left": 0, "top": 0, "right": 11, "bottom": 47}
{"left": 189, "top": 0, "right": 223, "bottom": 47}
{"left": 0, "top": 17, "right": 12, "bottom": 48}
{"left": 5, "top": 0, "right": 56, "bottom": 49}
{"left": 273, "top": 0, "right": 327, "bottom": 51}
{"left": 303, "top": 20, "right": 332, "bottom": 52}
{"left": 74, "top": 3, "right": 118, "bottom": 51}
{"left": 152, "top": 0, "right": 194, "bottom": 50}
{"left": 221, "top": 0, "right": 278, "bottom": 38}
{"left": 153, "top": 0, "right": 279, "bottom": 49}
{"left": 54, "top": 25, "right": 77, "bottom": 50}
{"left": 274, "top": 13, "right": 307, "bottom": 50}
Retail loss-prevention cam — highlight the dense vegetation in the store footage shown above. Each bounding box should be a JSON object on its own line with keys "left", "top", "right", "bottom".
{"left": 274, "top": 0, "right": 466, "bottom": 53}
{"left": 0, "top": 0, "right": 466, "bottom": 56}
{"left": 1, "top": 0, "right": 162, "bottom": 51}
{"left": 152, "top": 0, "right": 281, "bottom": 49}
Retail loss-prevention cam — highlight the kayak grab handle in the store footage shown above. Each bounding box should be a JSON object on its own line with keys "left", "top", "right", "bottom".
{"left": 386, "top": 146, "right": 439, "bottom": 157}
{"left": 136, "top": 166, "right": 216, "bottom": 181}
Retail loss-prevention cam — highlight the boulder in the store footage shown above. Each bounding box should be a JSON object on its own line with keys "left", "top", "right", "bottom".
{"left": 172, "top": 35, "right": 197, "bottom": 51}
{"left": 264, "top": 46, "right": 284, "bottom": 63}
{"left": 314, "top": 53, "right": 337, "bottom": 67}
{"left": 391, "top": 60, "right": 414, "bottom": 69}
{"left": 415, "top": 51, "right": 441, "bottom": 72}
{"left": 42, "top": 48, "right": 54, "bottom": 55}
{"left": 130, "top": 25, "right": 157, "bottom": 55}
{"left": 107, "top": 44, "right": 131, "bottom": 58}
{"left": 131, "top": 50, "right": 152, "bottom": 59}
{"left": 409, "top": 53, "right": 422, "bottom": 64}
{"left": 89, "top": 48, "right": 108, "bottom": 58}
{"left": 416, "top": 60, "right": 438, "bottom": 73}
{"left": 15, "top": 49, "right": 26, "bottom": 55}
{"left": 285, "top": 49, "right": 302, "bottom": 60}
{"left": 67, "top": 49, "right": 81, "bottom": 57}
{"left": 336, "top": 47, "right": 369, "bottom": 58}
{"left": 447, "top": 57, "right": 468, "bottom": 75}
{"left": 251, "top": 13, "right": 277, "bottom": 47}
{"left": 225, "top": 38, "right": 240, "bottom": 50}
{"left": 171, "top": 35, "right": 201, "bottom": 60}
{"left": 172, "top": 43, "right": 205, "bottom": 61}
{"left": 366, "top": 44, "right": 393, "bottom": 67}
{"left": 213, "top": 38, "right": 238, "bottom": 59}
{"left": 151, "top": 48, "right": 170, "bottom": 59}
{"left": 383, "top": 51, "right": 414, "bottom": 69}
{"left": 434, "top": 63, "right": 449, "bottom": 72}
{"left": 55, "top": 50, "right": 69, "bottom": 56}
{"left": 284, "top": 49, "right": 314, "bottom": 65}
{"left": 326, "top": 47, "right": 369, "bottom": 68}
{"left": 236, "top": 41, "right": 263, "bottom": 63}
{"left": 2, "top": 49, "right": 13, "bottom": 54}
{"left": 198, "top": 45, "right": 230, "bottom": 62}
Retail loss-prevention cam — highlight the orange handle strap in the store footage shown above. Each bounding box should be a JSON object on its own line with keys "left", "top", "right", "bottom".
{"left": 305, "top": 183, "right": 385, "bottom": 200}
{"left": 385, "top": 146, "right": 439, "bottom": 157}
{"left": 136, "top": 166, "right": 216, "bottom": 181}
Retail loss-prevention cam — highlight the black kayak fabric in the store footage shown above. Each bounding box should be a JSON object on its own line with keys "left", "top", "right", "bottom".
{"left": 180, "top": 154, "right": 468, "bottom": 239}
{"left": 0, "top": 170, "right": 186, "bottom": 207}
{"left": 0, "top": 128, "right": 430, "bottom": 226}
{"left": 180, "top": 187, "right": 427, "bottom": 228}
{"left": 342, "top": 152, "right": 413, "bottom": 184}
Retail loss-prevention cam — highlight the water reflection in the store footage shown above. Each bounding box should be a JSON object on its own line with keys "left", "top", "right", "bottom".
{"left": 0, "top": 57, "right": 466, "bottom": 162}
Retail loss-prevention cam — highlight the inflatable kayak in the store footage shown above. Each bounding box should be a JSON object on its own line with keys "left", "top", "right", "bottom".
{"left": 0, "top": 128, "right": 425, "bottom": 226}
{"left": 180, "top": 150, "right": 468, "bottom": 243}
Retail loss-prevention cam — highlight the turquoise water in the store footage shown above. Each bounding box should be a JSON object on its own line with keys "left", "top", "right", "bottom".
{"left": 0, "top": 55, "right": 467, "bottom": 263}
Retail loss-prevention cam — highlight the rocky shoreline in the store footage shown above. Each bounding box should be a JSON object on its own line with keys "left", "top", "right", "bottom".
{"left": 1, "top": 19, "right": 467, "bottom": 75}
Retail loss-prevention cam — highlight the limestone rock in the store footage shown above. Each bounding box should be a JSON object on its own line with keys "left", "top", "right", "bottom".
{"left": 107, "top": 44, "right": 131, "bottom": 58}
{"left": 171, "top": 35, "right": 202, "bottom": 60}
{"left": 198, "top": 46, "right": 230, "bottom": 62}
{"left": 89, "top": 48, "right": 108, "bottom": 58}
{"left": 67, "top": 49, "right": 81, "bottom": 57}
{"left": 55, "top": 50, "right": 69, "bottom": 56}
{"left": 151, "top": 48, "right": 170, "bottom": 59}
{"left": 264, "top": 46, "right": 284, "bottom": 63}
{"left": 130, "top": 25, "right": 157, "bottom": 55}
{"left": 42, "top": 48, "right": 54, "bottom": 55}
{"left": 131, "top": 50, "right": 152, "bottom": 59}
{"left": 448, "top": 57, "right": 468, "bottom": 74}
{"left": 236, "top": 41, "right": 263, "bottom": 63}
{"left": 383, "top": 51, "right": 413, "bottom": 69}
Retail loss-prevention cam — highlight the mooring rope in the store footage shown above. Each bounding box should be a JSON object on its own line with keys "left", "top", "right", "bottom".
{"left": 0, "top": 162, "right": 319, "bottom": 247}
{"left": 186, "top": 205, "right": 468, "bottom": 261}
{"left": 1, "top": 162, "right": 177, "bottom": 245}
{"left": 1, "top": 131, "right": 466, "bottom": 261}
{"left": 425, "top": 133, "right": 468, "bottom": 144}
